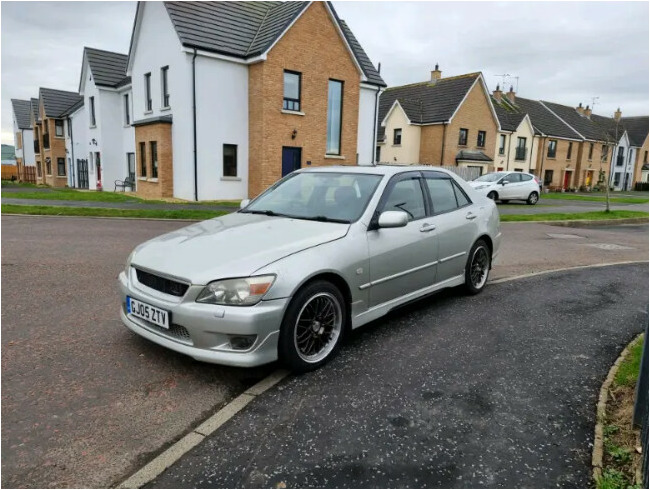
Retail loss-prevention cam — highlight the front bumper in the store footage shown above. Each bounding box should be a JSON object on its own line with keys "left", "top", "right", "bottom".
{"left": 118, "top": 270, "right": 288, "bottom": 367}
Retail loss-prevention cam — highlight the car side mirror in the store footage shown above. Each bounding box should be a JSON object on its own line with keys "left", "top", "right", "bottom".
{"left": 377, "top": 210, "right": 409, "bottom": 228}
{"left": 240, "top": 199, "right": 250, "bottom": 209}
{"left": 501, "top": 180, "right": 509, "bottom": 185}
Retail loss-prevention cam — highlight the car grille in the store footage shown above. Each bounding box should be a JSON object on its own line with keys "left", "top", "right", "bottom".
{"left": 135, "top": 268, "right": 189, "bottom": 297}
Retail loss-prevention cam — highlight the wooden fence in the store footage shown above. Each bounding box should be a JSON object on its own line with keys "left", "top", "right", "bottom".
{"left": 21, "top": 166, "right": 37, "bottom": 183}
{"left": 1, "top": 165, "right": 18, "bottom": 181}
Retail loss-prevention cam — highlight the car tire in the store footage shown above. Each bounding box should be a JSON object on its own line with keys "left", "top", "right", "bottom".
{"left": 464, "top": 239, "right": 491, "bottom": 295}
{"left": 500, "top": 199, "right": 510, "bottom": 204}
{"left": 527, "top": 191, "right": 539, "bottom": 205}
{"left": 278, "top": 280, "right": 347, "bottom": 373}
{"left": 487, "top": 191, "right": 498, "bottom": 201}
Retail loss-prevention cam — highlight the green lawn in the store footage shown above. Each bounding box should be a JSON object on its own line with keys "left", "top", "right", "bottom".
{"left": 542, "top": 193, "right": 648, "bottom": 204}
{"left": 614, "top": 335, "right": 645, "bottom": 388}
{"left": 1, "top": 180, "right": 39, "bottom": 188}
{"left": 500, "top": 210, "right": 649, "bottom": 222}
{"left": 1, "top": 188, "right": 240, "bottom": 206}
{"left": 1, "top": 204, "right": 228, "bottom": 220}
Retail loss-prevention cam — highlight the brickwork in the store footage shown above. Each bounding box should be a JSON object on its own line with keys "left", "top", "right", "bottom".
{"left": 134, "top": 122, "right": 173, "bottom": 199}
{"left": 39, "top": 104, "right": 68, "bottom": 188}
{"left": 633, "top": 136, "right": 649, "bottom": 184}
{"left": 442, "top": 81, "right": 498, "bottom": 165}
{"left": 248, "top": 2, "right": 361, "bottom": 197}
{"left": 418, "top": 124, "right": 444, "bottom": 164}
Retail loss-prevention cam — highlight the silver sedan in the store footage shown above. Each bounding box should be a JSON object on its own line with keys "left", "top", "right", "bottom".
{"left": 118, "top": 166, "right": 501, "bottom": 372}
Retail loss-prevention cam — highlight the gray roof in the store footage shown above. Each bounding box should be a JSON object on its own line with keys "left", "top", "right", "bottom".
{"left": 620, "top": 116, "right": 649, "bottom": 147}
{"left": 40, "top": 88, "right": 83, "bottom": 118}
{"left": 61, "top": 98, "right": 85, "bottom": 117}
{"left": 541, "top": 101, "right": 614, "bottom": 142}
{"left": 30, "top": 98, "right": 40, "bottom": 123}
{"left": 491, "top": 96, "right": 528, "bottom": 133}
{"left": 161, "top": 1, "right": 385, "bottom": 86}
{"left": 456, "top": 149, "right": 492, "bottom": 162}
{"left": 512, "top": 97, "right": 582, "bottom": 140}
{"left": 378, "top": 73, "right": 481, "bottom": 140}
{"left": 11, "top": 99, "right": 32, "bottom": 129}
{"left": 132, "top": 114, "right": 173, "bottom": 127}
{"left": 84, "top": 47, "right": 129, "bottom": 88}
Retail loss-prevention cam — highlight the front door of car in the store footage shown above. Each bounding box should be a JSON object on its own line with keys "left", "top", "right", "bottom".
{"left": 422, "top": 171, "right": 479, "bottom": 282}
{"left": 366, "top": 173, "right": 438, "bottom": 308}
{"left": 499, "top": 172, "right": 522, "bottom": 199}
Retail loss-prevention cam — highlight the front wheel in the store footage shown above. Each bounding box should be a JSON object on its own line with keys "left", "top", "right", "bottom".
{"left": 278, "top": 280, "right": 346, "bottom": 373}
{"left": 464, "top": 240, "right": 491, "bottom": 295}
{"left": 527, "top": 191, "right": 539, "bottom": 205}
{"left": 487, "top": 191, "right": 498, "bottom": 201}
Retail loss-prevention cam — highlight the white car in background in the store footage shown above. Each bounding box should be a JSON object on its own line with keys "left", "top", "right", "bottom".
{"left": 469, "top": 171, "right": 541, "bottom": 205}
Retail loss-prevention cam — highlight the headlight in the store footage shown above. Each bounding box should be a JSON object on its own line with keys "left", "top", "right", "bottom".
{"left": 196, "top": 275, "right": 276, "bottom": 306}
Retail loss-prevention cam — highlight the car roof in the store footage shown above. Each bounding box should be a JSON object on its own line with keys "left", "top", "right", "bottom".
{"left": 295, "top": 165, "right": 459, "bottom": 178}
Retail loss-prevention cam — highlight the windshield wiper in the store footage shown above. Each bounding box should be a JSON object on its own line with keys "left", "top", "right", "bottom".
{"left": 240, "top": 209, "right": 289, "bottom": 217}
{"left": 298, "top": 215, "right": 350, "bottom": 224}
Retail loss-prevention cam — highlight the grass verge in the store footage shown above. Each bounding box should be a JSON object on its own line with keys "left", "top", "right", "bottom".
{"left": 1, "top": 204, "right": 228, "bottom": 220}
{"left": 596, "top": 335, "right": 644, "bottom": 489}
{"left": 542, "top": 194, "right": 648, "bottom": 204}
{"left": 500, "top": 211, "right": 649, "bottom": 222}
{"left": 1, "top": 180, "right": 39, "bottom": 188}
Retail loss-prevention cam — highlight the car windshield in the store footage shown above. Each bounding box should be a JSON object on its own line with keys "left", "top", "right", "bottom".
{"left": 242, "top": 172, "right": 383, "bottom": 223}
{"left": 474, "top": 172, "right": 507, "bottom": 183}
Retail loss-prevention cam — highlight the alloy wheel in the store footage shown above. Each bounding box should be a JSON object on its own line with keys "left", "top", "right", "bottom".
{"left": 293, "top": 292, "right": 343, "bottom": 363}
{"left": 470, "top": 246, "right": 490, "bottom": 289}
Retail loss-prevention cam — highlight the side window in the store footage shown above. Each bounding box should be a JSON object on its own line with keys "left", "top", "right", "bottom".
{"left": 452, "top": 181, "right": 471, "bottom": 207}
{"left": 381, "top": 178, "right": 426, "bottom": 221}
{"left": 425, "top": 177, "right": 458, "bottom": 214}
{"left": 506, "top": 173, "right": 521, "bottom": 183}
{"left": 520, "top": 174, "right": 533, "bottom": 182}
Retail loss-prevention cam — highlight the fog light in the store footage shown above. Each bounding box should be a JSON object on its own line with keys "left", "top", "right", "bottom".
{"left": 229, "top": 335, "right": 257, "bottom": 350}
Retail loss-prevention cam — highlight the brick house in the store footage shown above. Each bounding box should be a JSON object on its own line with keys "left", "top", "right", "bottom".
{"left": 126, "top": 1, "right": 385, "bottom": 200}
{"left": 10, "top": 99, "right": 36, "bottom": 182}
{"left": 617, "top": 115, "right": 649, "bottom": 187}
{"left": 377, "top": 68, "right": 500, "bottom": 175}
{"left": 31, "top": 88, "right": 83, "bottom": 187}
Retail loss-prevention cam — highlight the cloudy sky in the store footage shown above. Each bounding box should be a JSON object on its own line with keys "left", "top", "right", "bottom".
{"left": 1, "top": 1, "right": 648, "bottom": 146}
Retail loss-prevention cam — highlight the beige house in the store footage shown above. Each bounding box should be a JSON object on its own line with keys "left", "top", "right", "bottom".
{"left": 377, "top": 68, "right": 500, "bottom": 175}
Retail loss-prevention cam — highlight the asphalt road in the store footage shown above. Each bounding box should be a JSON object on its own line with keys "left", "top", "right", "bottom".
{"left": 148, "top": 263, "right": 649, "bottom": 488}
{"left": 0, "top": 215, "right": 647, "bottom": 488}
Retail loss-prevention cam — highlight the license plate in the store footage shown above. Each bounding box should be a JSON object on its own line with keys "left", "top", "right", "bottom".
{"left": 127, "top": 297, "right": 170, "bottom": 329}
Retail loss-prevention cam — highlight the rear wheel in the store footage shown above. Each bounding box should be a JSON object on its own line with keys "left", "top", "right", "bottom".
{"left": 464, "top": 240, "right": 491, "bottom": 295}
{"left": 500, "top": 199, "right": 510, "bottom": 204}
{"left": 278, "top": 280, "right": 346, "bottom": 373}
{"left": 487, "top": 191, "right": 498, "bottom": 201}
{"left": 527, "top": 191, "right": 539, "bottom": 205}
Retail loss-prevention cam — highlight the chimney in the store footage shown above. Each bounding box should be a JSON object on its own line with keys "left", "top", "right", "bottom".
{"left": 584, "top": 105, "right": 592, "bottom": 118}
{"left": 493, "top": 84, "right": 503, "bottom": 103}
{"left": 614, "top": 107, "right": 622, "bottom": 122}
{"left": 431, "top": 63, "right": 442, "bottom": 82}
{"left": 576, "top": 102, "right": 584, "bottom": 115}
{"left": 506, "top": 85, "right": 516, "bottom": 104}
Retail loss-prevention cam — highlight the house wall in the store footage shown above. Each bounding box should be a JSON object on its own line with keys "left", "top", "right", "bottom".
{"left": 535, "top": 137, "right": 582, "bottom": 189}
{"left": 118, "top": 87, "right": 136, "bottom": 187}
{"left": 248, "top": 1, "right": 361, "bottom": 198}
{"left": 82, "top": 72, "right": 102, "bottom": 190}
{"left": 609, "top": 134, "right": 635, "bottom": 191}
{"left": 39, "top": 102, "right": 68, "bottom": 188}
{"left": 357, "top": 85, "right": 380, "bottom": 165}
{"left": 418, "top": 124, "right": 444, "bottom": 165}
{"left": 380, "top": 104, "right": 421, "bottom": 164}
{"left": 135, "top": 121, "right": 173, "bottom": 198}
{"left": 443, "top": 81, "right": 498, "bottom": 166}
{"left": 493, "top": 121, "right": 538, "bottom": 173}
{"left": 633, "top": 135, "right": 648, "bottom": 184}
{"left": 22, "top": 129, "right": 35, "bottom": 166}
{"left": 130, "top": 1, "right": 192, "bottom": 199}
{"left": 65, "top": 107, "right": 88, "bottom": 188}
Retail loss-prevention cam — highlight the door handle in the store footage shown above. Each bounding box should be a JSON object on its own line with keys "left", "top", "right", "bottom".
{"left": 420, "top": 223, "right": 436, "bottom": 232}
{"left": 466, "top": 212, "right": 477, "bottom": 220}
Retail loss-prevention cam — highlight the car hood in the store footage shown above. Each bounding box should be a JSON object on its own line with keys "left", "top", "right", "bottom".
{"left": 131, "top": 212, "right": 350, "bottom": 285}
{"left": 469, "top": 181, "right": 496, "bottom": 188}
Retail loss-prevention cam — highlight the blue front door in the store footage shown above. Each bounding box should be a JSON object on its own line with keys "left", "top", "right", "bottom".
{"left": 282, "top": 147, "right": 302, "bottom": 176}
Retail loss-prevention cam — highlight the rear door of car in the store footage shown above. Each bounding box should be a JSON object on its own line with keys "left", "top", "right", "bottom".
{"left": 422, "top": 171, "right": 480, "bottom": 283}
{"left": 365, "top": 172, "right": 439, "bottom": 308}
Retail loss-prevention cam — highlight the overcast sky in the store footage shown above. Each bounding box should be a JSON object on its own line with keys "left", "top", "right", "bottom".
{"left": 2, "top": 1, "right": 648, "bottom": 146}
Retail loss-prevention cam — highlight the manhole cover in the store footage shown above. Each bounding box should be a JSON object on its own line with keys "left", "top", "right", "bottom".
{"left": 585, "top": 243, "right": 635, "bottom": 250}
{"left": 546, "top": 233, "right": 584, "bottom": 239}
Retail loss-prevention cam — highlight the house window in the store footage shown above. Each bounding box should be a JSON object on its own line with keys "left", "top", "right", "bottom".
{"left": 89, "top": 96, "right": 96, "bottom": 126}
{"left": 223, "top": 144, "right": 237, "bottom": 177}
{"left": 150, "top": 141, "right": 158, "bottom": 178}
{"left": 161, "top": 66, "right": 170, "bottom": 108}
{"left": 544, "top": 169, "right": 553, "bottom": 186}
{"left": 283, "top": 71, "right": 301, "bottom": 111}
{"left": 588, "top": 143, "right": 594, "bottom": 160}
{"left": 139, "top": 142, "right": 146, "bottom": 177}
{"left": 57, "top": 157, "right": 66, "bottom": 176}
{"left": 613, "top": 172, "right": 621, "bottom": 186}
{"left": 326, "top": 79, "right": 343, "bottom": 155}
{"left": 375, "top": 146, "right": 381, "bottom": 162}
{"left": 144, "top": 73, "right": 152, "bottom": 111}
{"left": 477, "top": 130, "right": 486, "bottom": 148}
{"left": 566, "top": 142, "right": 573, "bottom": 159}
{"left": 46, "top": 159, "right": 52, "bottom": 175}
{"left": 458, "top": 128, "right": 468, "bottom": 146}
{"left": 124, "top": 94, "right": 130, "bottom": 125}
{"left": 645, "top": 151, "right": 648, "bottom": 164}
{"left": 498, "top": 134, "right": 506, "bottom": 155}
{"left": 515, "top": 137, "right": 527, "bottom": 161}
{"left": 393, "top": 128, "right": 402, "bottom": 145}
{"left": 601, "top": 145, "right": 608, "bottom": 162}
{"left": 616, "top": 146, "right": 624, "bottom": 166}
{"left": 55, "top": 119, "right": 64, "bottom": 137}
{"left": 547, "top": 140, "right": 557, "bottom": 158}
{"left": 127, "top": 153, "right": 135, "bottom": 181}
{"left": 67, "top": 120, "right": 71, "bottom": 137}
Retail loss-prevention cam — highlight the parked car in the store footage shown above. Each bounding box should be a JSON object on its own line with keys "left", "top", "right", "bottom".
{"left": 469, "top": 171, "right": 541, "bottom": 204}
{"left": 118, "top": 166, "right": 501, "bottom": 372}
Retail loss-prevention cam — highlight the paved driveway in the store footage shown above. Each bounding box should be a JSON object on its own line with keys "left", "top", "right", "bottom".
{"left": 148, "top": 263, "right": 649, "bottom": 488}
{"left": 0, "top": 215, "right": 647, "bottom": 487}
